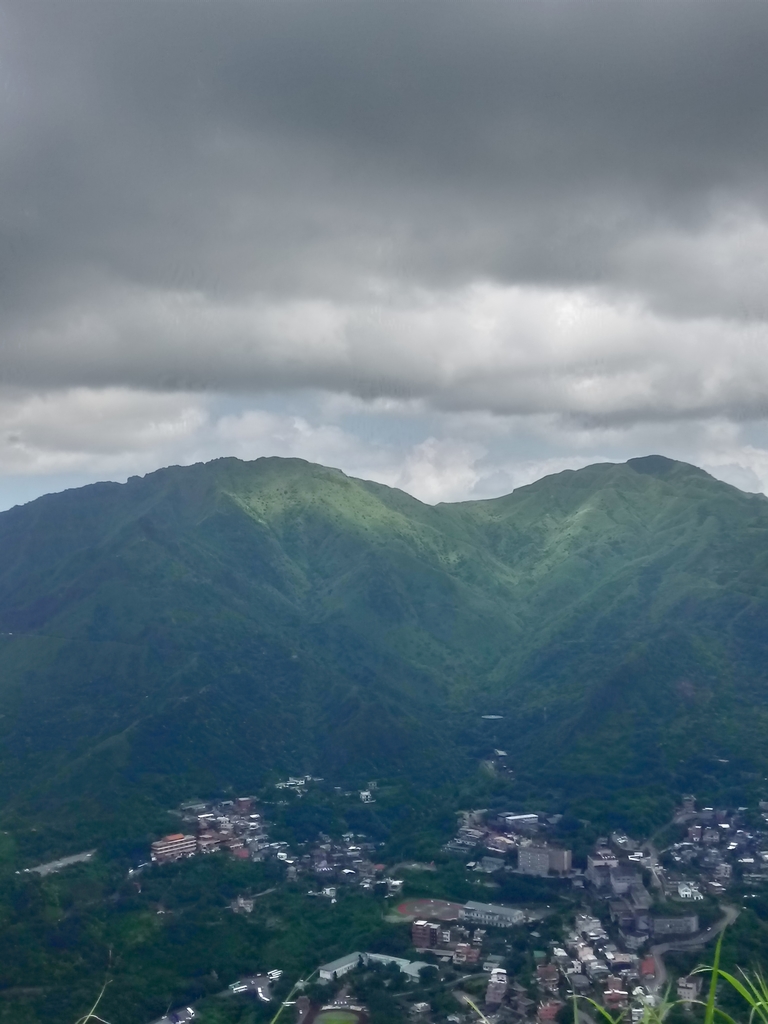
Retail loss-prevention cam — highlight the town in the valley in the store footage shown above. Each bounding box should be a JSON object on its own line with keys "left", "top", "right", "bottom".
{"left": 141, "top": 780, "right": 768, "bottom": 1024}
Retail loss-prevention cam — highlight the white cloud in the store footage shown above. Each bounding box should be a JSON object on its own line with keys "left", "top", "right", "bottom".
{"left": 0, "top": 388, "right": 208, "bottom": 475}
{"left": 389, "top": 437, "right": 486, "bottom": 504}
{"left": 4, "top": 3, "right": 768, "bottom": 508}
{"left": 8, "top": 276, "right": 768, "bottom": 429}
{"left": 4, "top": 386, "right": 768, "bottom": 514}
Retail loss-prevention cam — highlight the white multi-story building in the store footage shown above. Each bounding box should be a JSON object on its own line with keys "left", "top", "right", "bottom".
{"left": 151, "top": 833, "right": 197, "bottom": 863}
{"left": 519, "top": 845, "right": 573, "bottom": 876}
{"left": 519, "top": 846, "right": 550, "bottom": 876}
{"left": 460, "top": 900, "right": 524, "bottom": 927}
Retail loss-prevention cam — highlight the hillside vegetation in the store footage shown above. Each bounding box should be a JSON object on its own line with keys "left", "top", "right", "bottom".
{"left": 1, "top": 454, "right": 767, "bottom": 845}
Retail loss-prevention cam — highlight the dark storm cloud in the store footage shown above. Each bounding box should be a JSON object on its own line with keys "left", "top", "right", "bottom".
{"left": 2, "top": 0, "right": 768, "bottom": 417}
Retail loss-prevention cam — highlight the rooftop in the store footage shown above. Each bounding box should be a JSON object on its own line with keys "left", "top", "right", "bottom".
{"left": 464, "top": 900, "right": 521, "bottom": 915}
{"left": 319, "top": 953, "right": 362, "bottom": 974}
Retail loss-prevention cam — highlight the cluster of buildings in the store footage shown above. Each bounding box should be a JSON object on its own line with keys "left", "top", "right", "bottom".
{"left": 145, "top": 790, "right": 768, "bottom": 1024}
{"left": 411, "top": 902, "right": 524, "bottom": 967}
{"left": 301, "top": 831, "right": 404, "bottom": 896}
{"left": 412, "top": 919, "right": 485, "bottom": 965}
{"left": 412, "top": 900, "right": 524, "bottom": 940}
{"left": 304, "top": 831, "right": 384, "bottom": 889}
{"left": 420, "top": 802, "right": 741, "bottom": 1022}
{"left": 150, "top": 800, "right": 397, "bottom": 894}
{"left": 524, "top": 915, "right": 700, "bottom": 1021}
{"left": 516, "top": 914, "right": 662, "bottom": 1022}
{"left": 444, "top": 811, "right": 572, "bottom": 878}
{"left": 274, "top": 775, "right": 322, "bottom": 793}
{"left": 402, "top": 900, "right": 527, "bottom": 1016}
{"left": 560, "top": 914, "right": 647, "bottom": 992}
{"left": 405, "top": 907, "right": 665, "bottom": 1022}
{"left": 151, "top": 797, "right": 273, "bottom": 864}
{"left": 585, "top": 837, "right": 698, "bottom": 949}
{"left": 665, "top": 799, "right": 768, "bottom": 894}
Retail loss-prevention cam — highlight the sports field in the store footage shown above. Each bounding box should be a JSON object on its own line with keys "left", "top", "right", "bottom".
{"left": 315, "top": 1010, "right": 362, "bottom": 1024}
{"left": 393, "top": 898, "right": 463, "bottom": 922}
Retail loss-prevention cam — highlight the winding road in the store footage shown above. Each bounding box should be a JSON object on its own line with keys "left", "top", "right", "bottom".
{"left": 649, "top": 904, "right": 740, "bottom": 992}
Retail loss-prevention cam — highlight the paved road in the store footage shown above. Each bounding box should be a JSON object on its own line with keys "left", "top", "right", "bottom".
{"left": 649, "top": 904, "right": 740, "bottom": 992}
{"left": 25, "top": 850, "right": 96, "bottom": 876}
{"left": 643, "top": 841, "right": 667, "bottom": 895}
{"left": 399, "top": 972, "right": 473, "bottom": 1005}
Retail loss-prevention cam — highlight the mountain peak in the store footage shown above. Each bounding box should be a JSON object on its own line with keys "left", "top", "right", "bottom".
{"left": 1, "top": 447, "right": 768, "bottom": 853}
{"left": 626, "top": 454, "right": 703, "bottom": 479}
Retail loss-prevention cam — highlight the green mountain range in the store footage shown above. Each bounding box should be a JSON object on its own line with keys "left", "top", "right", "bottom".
{"left": 1, "top": 454, "right": 768, "bottom": 847}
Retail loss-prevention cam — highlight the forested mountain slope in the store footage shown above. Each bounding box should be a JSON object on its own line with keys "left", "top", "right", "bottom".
{"left": 1, "top": 454, "right": 767, "bottom": 842}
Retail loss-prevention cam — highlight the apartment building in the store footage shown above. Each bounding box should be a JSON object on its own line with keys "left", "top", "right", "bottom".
{"left": 151, "top": 833, "right": 197, "bottom": 863}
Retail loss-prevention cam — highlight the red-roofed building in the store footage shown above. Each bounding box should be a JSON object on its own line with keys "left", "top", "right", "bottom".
{"left": 640, "top": 957, "right": 656, "bottom": 979}
{"left": 537, "top": 1001, "right": 564, "bottom": 1023}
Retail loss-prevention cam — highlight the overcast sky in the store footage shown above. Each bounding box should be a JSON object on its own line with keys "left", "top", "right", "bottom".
{"left": 3, "top": 1, "right": 768, "bottom": 508}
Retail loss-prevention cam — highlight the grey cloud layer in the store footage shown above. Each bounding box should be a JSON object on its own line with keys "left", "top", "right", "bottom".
{"left": 3, "top": 1, "right": 768, "bottom": 421}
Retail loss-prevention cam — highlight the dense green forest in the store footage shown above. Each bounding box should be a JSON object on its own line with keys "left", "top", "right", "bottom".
{"left": 1, "top": 454, "right": 768, "bottom": 850}
{"left": 1, "top": 455, "right": 768, "bottom": 1019}
{"left": 0, "top": 853, "right": 401, "bottom": 1024}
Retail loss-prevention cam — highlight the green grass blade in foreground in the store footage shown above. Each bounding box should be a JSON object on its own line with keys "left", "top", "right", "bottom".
{"left": 463, "top": 995, "right": 492, "bottom": 1024}
{"left": 73, "top": 979, "right": 112, "bottom": 1024}
{"left": 576, "top": 994, "right": 626, "bottom": 1024}
{"left": 700, "top": 932, "right": 724, "bottom": 1024}
{"left": 575, "top": 986, "right": 680, "bottom": 1024}
{"left": 716, "top": 969, "right": 768, "bottom": 1024}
